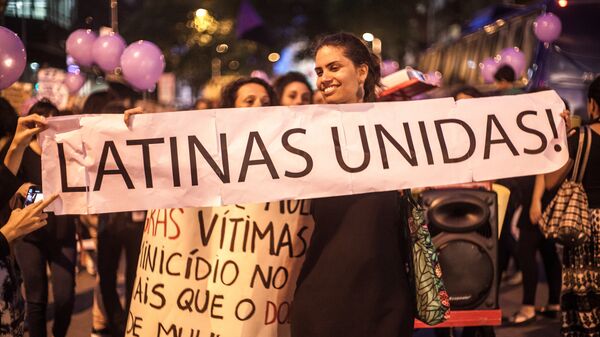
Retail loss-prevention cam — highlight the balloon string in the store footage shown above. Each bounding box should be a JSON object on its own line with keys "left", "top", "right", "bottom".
{"left": 111, "top": 0, "right": 119, "bottom": 33}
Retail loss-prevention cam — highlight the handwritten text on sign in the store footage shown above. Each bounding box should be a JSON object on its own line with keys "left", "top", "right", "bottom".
{"left": 40, "top": 91, "right": 568, "bottom": 214}
{"left": 126, "top": 202, "right": 313, "bottom": 337}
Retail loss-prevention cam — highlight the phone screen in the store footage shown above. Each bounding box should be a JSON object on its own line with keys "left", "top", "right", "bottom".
{"left": 24, "top": 186, "right": 43, "bottom": 206}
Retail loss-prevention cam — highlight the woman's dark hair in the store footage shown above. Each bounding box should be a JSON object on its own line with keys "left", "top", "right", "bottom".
{"left": 82, "top": 91, "right": 111, "bottom": 114}
{"left": 220, "top": 77, "right": 277, "bottom": 108}
{"left": 28, "top": 98, "right": 58, "bottom": 118}
{"left": 100, "top": 100, "right": 127, "bottom": 115}
{"left": 0, "top": 97, "right": 18, "bottom": 138}
{"left": 494, "top": 65, "right": 516, "bottom": 82}
{"left": 314, "top": 32, "right": 381, "bottom": 102}
{"left": 452, "top": 86, "right": 484, "bottom": 99}
{"left": 588, "top": 76, "right": 600, "bottom": 107}
{"left": 273, "top": 71, "right": 313, "bottom": 104}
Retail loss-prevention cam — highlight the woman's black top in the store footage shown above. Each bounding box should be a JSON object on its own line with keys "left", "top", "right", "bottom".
{"left": 18, "top": 146, "right": 75, "bottom": 244}
{"left": 291, "top": 191, "right": 414, "bottom": 337}
{"left": 568, "top": 126, "right": 600, "bottom": 208}
{"left": 0, "top": 163, "right": 21, "bottom": 206}
{"left": 0, "top": 163, "right": 21, "bottom": 259}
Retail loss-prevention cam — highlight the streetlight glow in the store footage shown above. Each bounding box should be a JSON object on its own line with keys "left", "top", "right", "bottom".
{"left": 362, "top": 32, "right": 374, "bottom": 42}
{"left": 268, "top": 52, "right": 280, "bottom": 62}
{"left": 195, "top": 8, "right": 208, "bottom": 18}
{"left": 216, "top": 44, "right": 229, "bottom": 53}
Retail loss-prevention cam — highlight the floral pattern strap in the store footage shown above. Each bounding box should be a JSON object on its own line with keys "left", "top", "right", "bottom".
{"left": 407, "top": 200, "right": 451, "bottom": 326}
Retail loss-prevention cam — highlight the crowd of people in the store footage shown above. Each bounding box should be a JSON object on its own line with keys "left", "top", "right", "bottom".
{"left": 0, "top": 31, "right": 599, "bottom": 337}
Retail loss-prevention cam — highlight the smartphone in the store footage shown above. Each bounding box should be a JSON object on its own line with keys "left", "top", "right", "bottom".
{"left": 24, "top": 185, "right": 44, "bottom": 206}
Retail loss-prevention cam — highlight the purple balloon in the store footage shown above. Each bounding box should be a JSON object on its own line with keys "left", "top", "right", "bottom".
{"left": 64, "top": 72, "right": 86, "bottom": 94}
{"left": 479, "top": 57, "right": 499, "bottom": 84}
{"left": 534, "top": 13, "right": 562, "bottom": 43}
{"left": 0, "top": 26, "right": 27, "bottom": 90}
{"left": 250, "top": 70, "right": 270, "bottom": 83}
{"left": 425, "top": 71, "right": 442, "bottom": 86}
{"left": 121, "top": 40, "right": 165, "bottom": 91}
{"left": 381, "top": 60, "right": 400, "bottom": 77}
{"left": 499, "top": 47, "right": 526, "bottom": 77}
{"left": 66, "top": 29, "right": 97, "bottom": 67}
{"left": 92, "top": 33, "right": 126, "bottom": 73}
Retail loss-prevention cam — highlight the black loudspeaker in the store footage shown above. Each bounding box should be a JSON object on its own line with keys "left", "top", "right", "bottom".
{"left": 421, "top": 188, "right": 498, "bottom": 310}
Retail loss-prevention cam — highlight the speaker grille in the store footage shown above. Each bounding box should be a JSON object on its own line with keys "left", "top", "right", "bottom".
{"left": 437, "top": 240, "right": 494, "bottom": 309}
{"left": 425, "top": 192, "right": 494, "bottom": 239}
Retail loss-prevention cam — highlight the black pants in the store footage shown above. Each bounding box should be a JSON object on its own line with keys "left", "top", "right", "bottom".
{"left": 97, "top": 213, "right": 144, "bottom": 337}
{"left": 517, "top": 226, "right": 561, "bottom": 305}
{"left": 14, "top": 239, "right": 76, "bottom": 337}
{"left": 498, "top": 205, "right": 520, "bottom": 276}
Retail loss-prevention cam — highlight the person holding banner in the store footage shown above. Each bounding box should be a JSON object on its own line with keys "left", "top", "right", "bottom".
{"left": 536, "top": 76, "right": 600, "bottom": 337}
{"left": 122, "top": 75, "right": 315, "bottom": 337}
{"left": 291, "top": 32, "right": 415, "bottom": 337}
{"left": 0, "top": 111, "right": 58, "bottom": 337}
{"left": 11, "top": 100, "right": 77, "bottom": 337}
{"left": 220, "top": 77, "right": 278, "bottom": 108}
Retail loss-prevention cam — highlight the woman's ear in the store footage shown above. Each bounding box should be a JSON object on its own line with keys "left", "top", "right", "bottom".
{"left": 357, "top": 64, "right": 368, "bottom": 85}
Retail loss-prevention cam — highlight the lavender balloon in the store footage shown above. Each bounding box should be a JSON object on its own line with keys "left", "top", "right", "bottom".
{"left": 499, "top": 47, "right": 526, "bottom": 77}
{"left": 425, "top": 71, "right": 443, "bottom": 86}
{"left": 250, "top": 70, "right": 270, "bottom": 83}
{"left": 121, "top": 40, "right": 165, "bottom": 91}
{"left": 534, "top": 13, "right": 562, "bottom": 43}
{"left": 381, "top": 60, "right": 400, "bottom": 77}
{"left": 479, "top": 57, "right": 499, "bottom": 84}
{"left": 0, "top": 26, "right": 27, "bottom": 90}
{"left": 66, "top": 29, "right": 98, "bottom": 67}
{"left": 92, "top": 33, "right": 126, "bottom": 73}
{"left": 64, "top": 72, "right": 86, "bottom": 94}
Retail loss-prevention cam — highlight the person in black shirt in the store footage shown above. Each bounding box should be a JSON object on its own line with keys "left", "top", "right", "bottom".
{"left": 1, "top": 110, "right": 57, "bottom": 336}
{"left": 535, "top": 76, "right": 600, "bottom": 337}
{"left": 290, "top": 32, "right": 415, "bottom": 337}
{"left": 11, "top": 100, "right": 77, "bottom": 337}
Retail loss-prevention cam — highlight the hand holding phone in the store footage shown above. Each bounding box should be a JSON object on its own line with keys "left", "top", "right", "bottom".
{"left": 1, "top": 193, "right": 58, "bottom": 242}
{"left": 24, "top": 186, "right": 44, "bottom": 207}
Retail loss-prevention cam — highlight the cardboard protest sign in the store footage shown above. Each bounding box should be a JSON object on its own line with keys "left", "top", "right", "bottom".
{"left": 40, "top": 91, "right": 568, "bottom": 215}
{"left": 126, "top": 202, "right": 313, "bottom": 337}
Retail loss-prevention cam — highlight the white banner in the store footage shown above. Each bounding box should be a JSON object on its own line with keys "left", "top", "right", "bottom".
{"left": 40, "top": 91, "right": 568, "bottom": 215}
{"left": 126, "top": 203, "right": 313, "bottom": 337}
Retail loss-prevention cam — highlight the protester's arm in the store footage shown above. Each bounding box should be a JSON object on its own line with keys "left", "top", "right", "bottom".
{"left": 545, "top": 126, "right": 578, "bottom": 190}
{"left": 3, "top": 114, "right": 47, "bottom": 175}
{"left": 0, "top": 194, "right": 58, "bottom": 258}
{"left": 529, "top": 174, "right": 545, "bottom": 225}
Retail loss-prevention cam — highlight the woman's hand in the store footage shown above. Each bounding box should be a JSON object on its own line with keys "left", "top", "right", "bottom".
{"left": 16, "top": 183, "right": 33, "bottom": 199}
{"left": 124, "top": 107, "right": 145, "bottom": 126}
{"left": 11, "top": 114, "right": 47, "bottom": 150}
{"left": 0, "top": 194, "right": 58, "bottom": 243}
{"left": 560, "top": 109, "right": 572, "bottom": 130}
{"left": 529, "top": 199, "right": 543, "bottom": 225}
{"left": 4, "top": 114, "right": 48, "bottom": 174}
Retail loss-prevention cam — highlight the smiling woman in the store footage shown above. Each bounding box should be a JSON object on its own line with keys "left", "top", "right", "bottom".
{"left": 291, "top": 32, "right": 415, "bottom": 337}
